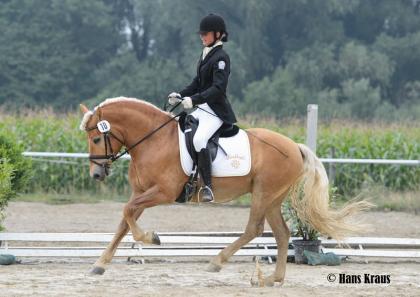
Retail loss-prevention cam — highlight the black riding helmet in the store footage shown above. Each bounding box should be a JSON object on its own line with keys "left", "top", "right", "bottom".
{"left": 199, "top": 13, "right": 228, "bottom": 42}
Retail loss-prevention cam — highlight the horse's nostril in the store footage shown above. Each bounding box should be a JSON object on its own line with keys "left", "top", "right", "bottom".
{"left": 93, "top": 173, "right": 101, "bottom": 179}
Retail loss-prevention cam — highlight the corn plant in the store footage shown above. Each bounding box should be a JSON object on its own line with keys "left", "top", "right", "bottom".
{"left": 1, "top": 112, "right": 419, "bottom": 199}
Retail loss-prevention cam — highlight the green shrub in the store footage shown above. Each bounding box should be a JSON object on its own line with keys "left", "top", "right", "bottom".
{"left": 0, "top": 133, "right": 32, "bottom": 229}
{"left": 0, "top": 159, "right": 14, "bottom": 229}
{"left": 0, "top": 133, "right": 32, "bottom": 196}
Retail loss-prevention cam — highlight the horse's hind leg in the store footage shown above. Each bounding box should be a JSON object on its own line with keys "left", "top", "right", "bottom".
{"left": 206, "top": 192, "right": 267, "bottom": 272}
{"left": 262, "top": 199, "right": 290, "bottom": 286}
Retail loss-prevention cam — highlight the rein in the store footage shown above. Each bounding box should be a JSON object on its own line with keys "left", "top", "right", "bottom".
{"left": 85, "top": 106, "right": 185, "bottom": 166}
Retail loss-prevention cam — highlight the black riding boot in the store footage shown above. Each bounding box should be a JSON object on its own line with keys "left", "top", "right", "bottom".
{"left": 198, "top": 148, "right": 214, "bottom": 202}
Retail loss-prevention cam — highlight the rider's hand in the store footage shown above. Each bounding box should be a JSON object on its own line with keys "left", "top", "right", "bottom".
{"left": 181, "top": 97, "right": 193, "bottom": 109}
{"left": 168, "top": 92, "right": 181, "bottom": 105}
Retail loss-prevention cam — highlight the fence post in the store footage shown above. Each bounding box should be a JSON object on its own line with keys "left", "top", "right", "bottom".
{"left": 328, "top": 147, "right": 336, "bottom": 185}
{"left": 306, "top": 104, "right": 318, "bottom": 153}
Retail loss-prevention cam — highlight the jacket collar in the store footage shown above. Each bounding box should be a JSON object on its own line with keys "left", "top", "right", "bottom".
{"left": 202, "top": 41, "right": 223, "bottom": 60}
{"left": 199, "top": 43, "right": 223, "bottom": 67}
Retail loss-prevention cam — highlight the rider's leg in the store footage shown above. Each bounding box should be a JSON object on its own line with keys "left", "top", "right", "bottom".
{"left": 192, "top": 107, "right": 223, "bottom": 202}
{"left": 197, "top": 147, "right": 213, "bottom": 202}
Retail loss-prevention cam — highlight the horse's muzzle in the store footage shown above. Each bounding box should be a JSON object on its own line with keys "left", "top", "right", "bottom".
{"left": 91, "top": 163, "right": 109, "bottom": 181}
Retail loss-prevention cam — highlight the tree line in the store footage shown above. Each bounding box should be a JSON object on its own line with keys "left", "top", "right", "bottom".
{"left": 1, "top": 0, "right": 420, "bottom": 120}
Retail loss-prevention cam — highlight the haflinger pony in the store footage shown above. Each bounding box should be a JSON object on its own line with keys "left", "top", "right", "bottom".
{"left": 79, "top": 97, "right": 371, "bottom": 286}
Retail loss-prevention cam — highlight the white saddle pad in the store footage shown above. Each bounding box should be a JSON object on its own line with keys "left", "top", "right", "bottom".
{"left": 178, "top": 125, "right": 251, "bottom": 177}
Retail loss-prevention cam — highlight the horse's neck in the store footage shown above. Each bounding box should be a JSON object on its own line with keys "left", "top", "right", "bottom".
{"left": 106, "top": 104, "right": 178, "bottom": 161}
{"left": 126, "top": 112, "right": 179, "bottom": 176}
{"left": 103, "top": 102, "right": 183, "bottom": 191}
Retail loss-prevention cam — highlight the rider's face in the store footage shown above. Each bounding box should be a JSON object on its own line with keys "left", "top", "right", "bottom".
{"left": 200, "top": 31, "right": 220, "bottom": 46}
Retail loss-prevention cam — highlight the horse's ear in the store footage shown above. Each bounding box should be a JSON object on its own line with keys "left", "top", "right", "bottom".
{"left": 96, "top": 107, "right": 102, "bottom": 118}
{"left": 79, "top": 104, "right": 89, "bottom": 114}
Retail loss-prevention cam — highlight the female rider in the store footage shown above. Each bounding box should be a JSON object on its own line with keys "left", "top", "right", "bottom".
{"left": 168, "top": 13, "right": 237, "bottom": 202}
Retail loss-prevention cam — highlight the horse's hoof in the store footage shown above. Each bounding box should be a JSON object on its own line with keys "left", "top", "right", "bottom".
{"left": 90, "top": 266, "right": 105, "bottom": 275}
{"left": 262, "top": 275, "right": 283, "bottom": 287}
{"left": 264, "top": 277, "right": 275, "bottom": 287}
{"left": 206, "top": 262, "right": 222, "bottom": 272}
{"left": 151, "top": 232, "right": 161, "bottom": 245}
{"left": 250, "top": 277, "right": 275, "bottom": 287}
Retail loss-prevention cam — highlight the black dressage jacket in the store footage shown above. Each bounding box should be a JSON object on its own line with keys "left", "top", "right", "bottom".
{"left": 179, "top": 45, "right": 237, "bottom": 124}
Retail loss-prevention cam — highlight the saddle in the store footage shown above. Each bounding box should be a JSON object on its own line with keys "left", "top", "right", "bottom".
{"left": 177, "top": 112, "right": 239, "bottom": 164}
{"left": 176, "top": 112, "right": 239, "bottom": 203}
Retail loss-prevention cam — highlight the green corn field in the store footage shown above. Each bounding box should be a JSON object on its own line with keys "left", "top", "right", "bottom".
{"left": 1, "top": 112, "right": 419, "bottom": 199}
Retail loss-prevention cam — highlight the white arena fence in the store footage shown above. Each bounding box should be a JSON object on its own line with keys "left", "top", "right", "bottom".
{"left": 21, "top": 152, "right": 420, "bottom": 166}
{"left": 1, "top": 232, "right": 420, "bottom": 259}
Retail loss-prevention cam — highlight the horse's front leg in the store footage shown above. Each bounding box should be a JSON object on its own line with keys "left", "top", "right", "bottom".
{"left": 123, "top": 185, "right": 172, "bottom": 245}
{"left": 90, "top": 185, "right": 174, "bottom": 275}
{"left": 90, "top": 207, "right": 143, "bottom": 275}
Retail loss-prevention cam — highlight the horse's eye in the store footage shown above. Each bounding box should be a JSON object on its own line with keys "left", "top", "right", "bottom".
{"left": 93, "top": 137, "right": 101, "bottom": 144}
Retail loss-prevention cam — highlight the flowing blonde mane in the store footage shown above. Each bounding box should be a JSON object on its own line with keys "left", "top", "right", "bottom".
{"left": 79, "top": 96, "right": 172, "bottom": 131}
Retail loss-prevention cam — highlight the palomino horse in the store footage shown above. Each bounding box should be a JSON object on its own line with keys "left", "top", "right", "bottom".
{"left": 79, "top": 97, "right": 370, "bottom": 286}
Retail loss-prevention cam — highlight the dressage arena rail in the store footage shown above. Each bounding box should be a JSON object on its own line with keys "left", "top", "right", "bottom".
{"left": 1, "top": 232, "right": 420, "bottom": 259}
{"left": 21, "top": 152, "right": 420, "bottom": 165}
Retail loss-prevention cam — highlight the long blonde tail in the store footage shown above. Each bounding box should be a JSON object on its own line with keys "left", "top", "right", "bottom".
{"left": 290, "top": 143, "right": 373, "bottom": 240}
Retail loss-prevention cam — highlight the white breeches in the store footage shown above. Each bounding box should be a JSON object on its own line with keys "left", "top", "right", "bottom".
{"left": 190, "top": 103, "right": 223, "bottom": 152}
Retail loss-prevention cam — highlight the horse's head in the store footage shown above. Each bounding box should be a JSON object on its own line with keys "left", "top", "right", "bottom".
{"left": 79, "top": 104, "right": 124, "bottom": 181}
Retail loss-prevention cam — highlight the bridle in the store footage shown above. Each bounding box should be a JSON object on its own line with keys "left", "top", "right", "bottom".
{"left": 84, "top": 105, "right": 185, "bottom": 170}
{"left": 85, "top": 125, "right": 124, "bottom": 168}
